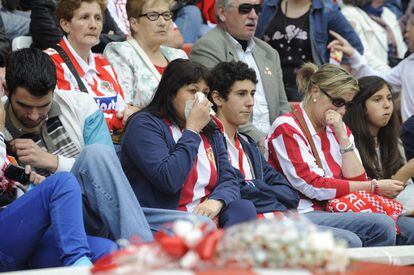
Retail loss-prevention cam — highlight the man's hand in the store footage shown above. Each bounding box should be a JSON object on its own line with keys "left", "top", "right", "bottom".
{"left": 193, "top": 199, "right": 224, "bottom": 219}
{"left": 10, "top": 139, "right": 58, "bottom": 172}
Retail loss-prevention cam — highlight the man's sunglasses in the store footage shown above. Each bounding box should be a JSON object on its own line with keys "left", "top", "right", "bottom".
{"left": 319, "top": 87, "right": 353, "bottom": 108}
{"left": 238, "top": 3, "right": 262, "bottom": 15}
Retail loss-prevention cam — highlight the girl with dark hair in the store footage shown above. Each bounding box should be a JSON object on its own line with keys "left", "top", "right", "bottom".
{"left": 344, "top": 75, "right": 414, "bottom": 245}
{"left": 121, "top": 59, "right": 257, "bottom": 228}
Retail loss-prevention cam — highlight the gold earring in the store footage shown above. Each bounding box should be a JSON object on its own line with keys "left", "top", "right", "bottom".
{"left": 313, "top": 98, "right": 317, "bottom": 103}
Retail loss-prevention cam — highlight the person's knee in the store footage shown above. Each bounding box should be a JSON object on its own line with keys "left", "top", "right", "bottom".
{"left": 45, "top": 172, "right": 81, "bottom": 193}
{"left": 81, "top": 144, "right": 115, "bottom": 160}
{"left": 334, "top": 230, "right": 362, "bottom": 248}
{"left": 368, "top": 214, "right": 396, "bottom": 245}
{"left": 220, "top": 199, "right": 256, "bottom": 227}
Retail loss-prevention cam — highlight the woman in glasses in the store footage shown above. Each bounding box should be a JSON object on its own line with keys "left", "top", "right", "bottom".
{"left": 266, "top": 62, "right": 402, "bottom": 247}
{"left": 104, "top": 0, "right": 188, "bottom": 109}
{"left": 255, "top": 0, "right": 363, "bottom": 101}
{"left": 45, "top": 0, "right": 128, "bottom": 137}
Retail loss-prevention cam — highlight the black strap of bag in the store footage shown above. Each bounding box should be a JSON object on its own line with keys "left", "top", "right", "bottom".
{"left": 52, "top": 44, "right": 88, "bottom": 93}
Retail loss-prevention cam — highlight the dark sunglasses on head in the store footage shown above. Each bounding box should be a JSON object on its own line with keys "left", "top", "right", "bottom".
{"left": 238, "top": 3, "right": 262, "bottom": 15}
{"left": 139, "top": 11, "right": 173, "bottom": 21}
{"left": 319, "top": 87, "right": 353, "bottom": 108}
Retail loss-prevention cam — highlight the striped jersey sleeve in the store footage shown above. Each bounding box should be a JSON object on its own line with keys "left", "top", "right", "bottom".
{"left": 267, "top": 114, "right": 351, "bottom": 211}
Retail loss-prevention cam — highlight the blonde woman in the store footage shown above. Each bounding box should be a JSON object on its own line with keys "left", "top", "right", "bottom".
{"left": 104, "top": 0, "right": 187, "bottom": 108}
{"left": 266, "top": 63, "right": 402, "bottom": 247}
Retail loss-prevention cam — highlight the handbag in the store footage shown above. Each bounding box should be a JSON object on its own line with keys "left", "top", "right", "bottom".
{"left": 291, "top": 106, "right": 403, "bottom": 228}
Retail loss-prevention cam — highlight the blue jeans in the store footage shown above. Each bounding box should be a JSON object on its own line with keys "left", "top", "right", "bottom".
{"left": 174, "top": 5, "right": 203, "bottom": 43}
{"left": 0, "top": 9, "right": 30, "bottom": 39}
{"left": 304, "top": 211, "right": 396, "bottom": 247}
{"left": 72, "top": 144, "right": 212, "bottom": 241}
{"left": 397, "top": 216, "right": 414, "bottom": 245}
{"left": 0, "top": 172, "right": 112, "bottom": 271}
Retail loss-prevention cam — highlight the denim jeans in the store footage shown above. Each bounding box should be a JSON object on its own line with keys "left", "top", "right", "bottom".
{"left": 0, "top": 172, "right": 106, "bottom": 271}
{"left": 71, "top": 144, "right": 213, "bottom": 242}
{"left": 0, "top": 9, "right": 30, "bottom": 39}
{"left": 304, "top": 211, "right": 396, "bottom": 247}
{"left": 174, "top": 5, "right": 204, "bottom": 43}
{"left": 397, "top": 216, "right": 414, "bottom": 245}
{"left": 28, "top": 231, "right": 117, "bottom": 269}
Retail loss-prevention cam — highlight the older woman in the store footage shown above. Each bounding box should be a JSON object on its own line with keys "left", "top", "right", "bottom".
{"left": 45, "top": 0, "right": 128, "bottom": 135}
{"left": 104, "top": 0, "right": 187, "bottom": 108}
{"left": 121, "top": 59, "right": 256, "bottom": 228}
{"left": 267, "top": 62, "right": 402, "bottom": 246}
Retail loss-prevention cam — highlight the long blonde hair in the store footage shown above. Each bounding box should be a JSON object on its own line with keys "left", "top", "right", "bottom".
{"left": 297, "top": 63, "right": 359, "bottom": 106}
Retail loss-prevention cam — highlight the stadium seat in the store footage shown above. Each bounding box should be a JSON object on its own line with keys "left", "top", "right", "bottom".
{"left": 12, "top": 36, "right": 33, "bottom": 51}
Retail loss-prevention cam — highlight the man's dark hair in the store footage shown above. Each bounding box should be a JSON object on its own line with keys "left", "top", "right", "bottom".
{"left": 208, "top": 61, "right": 257, "bottom": 111}
{"left": 6, "top": 48, "right": 57, "bottom": 97}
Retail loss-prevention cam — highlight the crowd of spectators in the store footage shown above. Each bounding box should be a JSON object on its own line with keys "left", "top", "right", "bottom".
{"left": 1, "top": 0, "right": 414, "bottom": 271}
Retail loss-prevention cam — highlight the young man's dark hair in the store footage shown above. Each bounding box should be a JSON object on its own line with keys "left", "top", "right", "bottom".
{"left": 5, "top": 48, "right": 56, "bottom": 97}
{"left": 208, "top": 61, "right": 257, "bottom": 111}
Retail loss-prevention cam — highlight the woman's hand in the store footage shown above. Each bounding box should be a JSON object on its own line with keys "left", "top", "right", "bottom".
{"left": 193, "top": 199, "right": 224, "bottom": 219}
{"left": 185, "top": 98, "right": 212, "bottom": 133}
{"left": 325, "top": 110, "right": 347, "bottom": 138}
{"left": 376, "top": 179, "right": 405, "bottom": 198}
{"left": 117, "top": 104, "right": 141, "bottom": 125}
{"left": 327, "top": 31, "right": 356, "bottom": 58}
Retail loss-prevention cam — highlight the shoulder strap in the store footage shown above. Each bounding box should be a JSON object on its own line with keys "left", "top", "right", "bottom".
{"left": 291, "top": 105, "right": 323, "bottom": 170}
{"left": 52, "top": 44, "right": 88, "bottom": 93}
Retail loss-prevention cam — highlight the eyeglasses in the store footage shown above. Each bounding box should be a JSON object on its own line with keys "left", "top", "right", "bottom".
{"left": 319, "top": 87, "right": 353, "bottom": 108}
{"left": 237, "top": 3, "right": 262, "bottom": 15}
{"left": 139, "top": 11, "right": 173, "bottom": 21}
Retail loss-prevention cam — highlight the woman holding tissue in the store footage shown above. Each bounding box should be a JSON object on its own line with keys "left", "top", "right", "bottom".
{"left": 120, "top": 59, "right": 256, "bottom": 228}
{"left": 266, "top": 62, "right": 401, "bottom": 246}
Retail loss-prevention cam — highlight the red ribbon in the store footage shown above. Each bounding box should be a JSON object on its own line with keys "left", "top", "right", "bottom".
{"left": 155, "top": 229, "right": 224, "bottom": 260}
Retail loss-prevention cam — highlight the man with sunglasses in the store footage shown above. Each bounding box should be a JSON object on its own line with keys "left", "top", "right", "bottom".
{"left": 190, "top": 0, "right": 290, "bottom": 152}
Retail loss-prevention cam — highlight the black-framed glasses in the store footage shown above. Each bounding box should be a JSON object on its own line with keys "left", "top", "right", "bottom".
{"left": 139, "top": 11, "right": 173, "bottom": 21}
{"left": 237, "top": 3, "right": 262, "bottom": 15}
{"left": 319, "top": 87, "right": 353, "bottom": 108}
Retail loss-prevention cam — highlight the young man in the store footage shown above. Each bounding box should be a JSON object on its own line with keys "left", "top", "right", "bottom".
{"left": 208, "top": 61, "right": 394, "bottom": 247}
{"left": 3, "top": 48, "right": 209, "bottom": 242}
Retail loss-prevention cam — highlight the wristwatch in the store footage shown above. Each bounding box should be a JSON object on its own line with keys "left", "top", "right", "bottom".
{"left": 340, "top": 143, "right": 354, "bottom": 154}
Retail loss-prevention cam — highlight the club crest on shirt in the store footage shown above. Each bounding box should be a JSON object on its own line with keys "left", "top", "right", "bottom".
{"left": 206, "top": 146, "right": 216, "bottom": 169}
{"left": 99, "top": 81, "right": 115, "bottom": 94}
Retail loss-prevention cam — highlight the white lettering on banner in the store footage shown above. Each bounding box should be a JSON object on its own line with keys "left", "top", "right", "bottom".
{"left": 354, "top": 199, "right": 367, "bottom": 210}
{"left": 346, "top": 193, "right": 358, "bottom": 203}
{"left": 335, "top": 202, "right": 349, "bottom": 212}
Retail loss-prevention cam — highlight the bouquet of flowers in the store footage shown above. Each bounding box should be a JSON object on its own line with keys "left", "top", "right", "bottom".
{"left": 92, "top": 214, "right": 349, "bottom": 274}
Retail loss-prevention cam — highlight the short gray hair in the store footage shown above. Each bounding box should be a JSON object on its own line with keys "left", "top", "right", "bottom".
{"left": 215, "top": 0, "right": 232, "bottom": 23}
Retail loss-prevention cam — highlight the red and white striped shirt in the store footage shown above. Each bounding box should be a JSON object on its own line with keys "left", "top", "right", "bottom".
{"left": 224, "top": 132, "right": 254, "bottom": 180}
{"left": 45, "top": 37, "right": 126, "bottom": 132}
{"left": 167, "top": 123, "right": 218, "bottom": 213}
{"left": 266, "top": 106, "right": 367, "bottom": 213}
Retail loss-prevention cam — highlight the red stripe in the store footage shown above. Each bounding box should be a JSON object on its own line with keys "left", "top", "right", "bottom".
{"left": 59, "top": 39, "right": 86, "bottom": 77}
{"left": 234, "top": 135, "right": 245, "bottom": 178}
{"left": 178, "top": 157, "right": 198, "bottom": 211}
{"left": 318, "top": 132, "right": 342, "bottom": 178}
{"left": 201, "top": 135, "right": 217, "bottom": 197}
